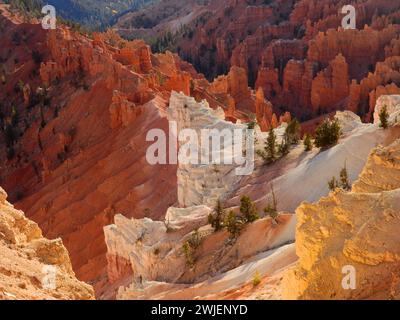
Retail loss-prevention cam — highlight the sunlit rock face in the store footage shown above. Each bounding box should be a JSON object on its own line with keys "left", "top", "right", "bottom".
{"left": 283, "top": 138, "right": 400, "bottom": 300}
{"left": 0, "top": 187, "right": 94, "bottom": 300}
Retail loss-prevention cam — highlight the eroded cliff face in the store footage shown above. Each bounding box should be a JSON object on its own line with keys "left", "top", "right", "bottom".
{"left": 103, "top": 94, "right": 400, "bottom": 300}
{"left": 0, "top": 6, "right": 262, "bottom": 295}
{"left": 138, "top": 0, "right": 400, "bottom": 121}
{"left": 283, "top": 124, "right": 400, "bottom": 299}
{"left": 0, "top": 187, "right": 94, "bottom": 300}
{"left": 102, "top": 92, "right": 297, "bottom": 299}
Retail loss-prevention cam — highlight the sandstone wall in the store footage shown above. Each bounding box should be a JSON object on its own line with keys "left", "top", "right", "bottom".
{"left": 0, "top": 187, "right": 94, "bottom": 300}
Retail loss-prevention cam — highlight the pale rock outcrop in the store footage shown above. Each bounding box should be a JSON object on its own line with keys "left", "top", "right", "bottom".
{"left": 104, "top": 208, "right": 296, "bottom": 299}
{"left": 334, "top": 110, "right": 363, "bottom": 134}
{"left": 118, "top": 243, "right": 297, "bottom": 300}
{"left": 0, "top": 188, "right": 94, "bottom": 300}
{"left": 104, "top": 206, "right": 212, "bottom": 286}
{"left": 167, "top": 92, "right": 253, "bottom": 207}
{"left": 373, "top": 95, "right": 400, "bottom": 125}
{"left": 283, "top": 138, "right": 400, "bottom": 300}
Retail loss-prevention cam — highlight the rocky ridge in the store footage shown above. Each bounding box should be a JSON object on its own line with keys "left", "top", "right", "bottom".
{"left": 283, "top": 96, "right": 400, "bottom": 299}
{"left": 0, "top": 187, "right": 94, "bottom": 300}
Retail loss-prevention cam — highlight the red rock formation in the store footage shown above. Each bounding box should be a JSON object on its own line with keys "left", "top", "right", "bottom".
{"left": 0, "top": 9, "right": 192, "bottom": 296}
{"left": 172, "top": 0, "right": 400, "bottom": 120}
{"left": 347, "top": 55, "right": 400, "bottom": 120}
{"left": 1, "top": 6, "right": 287, "bottom": 298}
{"left": 109, "top": 90, "right": 142, "bottom": 128}
{"left": 311, "top": 53, "right": 349, "bottom": 113}
{"left": 255, "top": 87, "right": 274, "bottom": 131}
{"left": 113, "top": 40, "right": 152, "bottom": 73}
{"left": 208, "top": 66, "right": 286, "bottom": 128}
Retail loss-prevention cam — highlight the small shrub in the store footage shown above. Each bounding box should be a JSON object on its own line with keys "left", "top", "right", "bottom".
{"left": 182, "top": 242, "right": 194, "bottom": 268}
{"left": 6, "top": 147, "right": 15, "bottom": 160}
{"left": 328, "top": 165, "right": 351, "bottom": 191}
{"left": 328, "top": 176, "right": 339, "bottom": 191}
{"left": 187, "top": 229, "right": 202, "bottom": 249}
{"left": 252, "top": 271, "right": 261, "bottom": 287}
{"left": 31, "top": 50, "right": 43, "bottom": 64}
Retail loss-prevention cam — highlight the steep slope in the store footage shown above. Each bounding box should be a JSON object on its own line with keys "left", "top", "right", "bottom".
{"left": 283, "top": 140, "right": 400, "bottom": 299}
{"left": 0, "top": 187, "right": 94, "bottom": 300}
{"left": 226, "top": 96, "right": 400, "bottom": 215}
{"left": 47, "top": 0, "right": 154, "bottom": 29}
{"left": 102, "top": 94, "right": 400, "bottom": 300}
{"left": 102, "top": 92, "right": 297, "bottom": 299}
{"left": 0, "top": 4, "right": 283, "bottom": 296}
{"left": 283, "top": 99, "right": 400, "bottom": 299}
{"left": 115, "top": 0, "right": 208, "bottom": 41}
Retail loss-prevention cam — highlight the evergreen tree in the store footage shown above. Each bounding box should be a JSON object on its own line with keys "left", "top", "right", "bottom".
{"left": 224, "top": 211, "right": 243, "bottom": 239}
{"left": 328, "top": 176, "right": 339, "bottom": 191}
{"left": 240, "top": 196, "right": 259, "bottom": 223}
{"left": 304, "top": 133, "right": 313, "bottom": 152}
{"left": 379, "top": 105, "right": 389, "bottom": 129}
{"left": 278, "top": 140, "right": 289, "bottom": 156}
{"left": 263, "top": 184, "right": 278, "bottom": 221}
{"left": 208, "top": 199, "right": 225, "bottom": 232}
{"left": 265, "top": 128, "right": 277, "bottom": 163}
{"left": 314, "top": 119, "right": 341, "bottom": 148}
{"left": 284, "top": 118, "right": 301, "bottom": 145}
{"left": 339, "top": 165, "right": 351, "bottom": 191}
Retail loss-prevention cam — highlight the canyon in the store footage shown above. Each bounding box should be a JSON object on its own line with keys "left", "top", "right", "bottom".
{"left": 1, "top": 0, "right": 400, "bottom": 301}
{"left": 116, "top": 0, "right": 400, "bottom": 122}
{"left": 0, "top": 3, "right": 284, "bottom": 297}
{"left": 102, "top": 94, "right": 400, "bottom": 300}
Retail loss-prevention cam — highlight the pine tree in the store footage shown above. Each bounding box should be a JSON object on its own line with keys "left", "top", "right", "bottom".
{"left": 263, "top": 184, "right": 278, "bottom": 221}
{"left": 278, "top": 140, "right": 289, "bottom": 156}
{"left": 328, "top": 165, "right": 352, "bottom": 191}
{"left": 265, "top": 128, "right": 277, "bottom": 163}
{"left": 208, "top": 199, "right": 225, "bottom": 232}
{"left": 315, "top": 119, "right": 341, "bottom": 148}
{"left": 328, "top": 176, "right": 339, "bottom": 191}
{"left": 339, "top": 165, "right": 351, "bottom": 191}
{"left": 285, "top": 118, "right": 301, "bottom": 145}
{"left": 304, "top": 133, "right": 313, "bottom": 151}
{"left": 379, "top": 105, "right": 389, "bottom": 129}
{"left": 240, "top": 196, "right": 259, "bottom": 223}
{"left": 224, "top": 211, "right": 243, "bottom": 239}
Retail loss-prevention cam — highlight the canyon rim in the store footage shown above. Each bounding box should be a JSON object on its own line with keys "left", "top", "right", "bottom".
{"left": 0, "top": 0, "right": 400, "bottom": 307}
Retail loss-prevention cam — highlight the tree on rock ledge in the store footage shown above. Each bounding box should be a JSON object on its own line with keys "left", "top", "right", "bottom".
{"left": 208, "top": 199, "right": 226, "bottom": 232}
{"left": 265, "top": 128, "right": 277, "bottom": 163}
{"left": 379, "top": 105, "right": 389, "bottom": 129}
{"left": 314, "top": 119, "right": 341, "bottom": 149}
{"left": 303, "top": 133, "right": 313, "bottom": 152}
{"left": 240, "top": 196, "right": 259, "bottom": 223}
